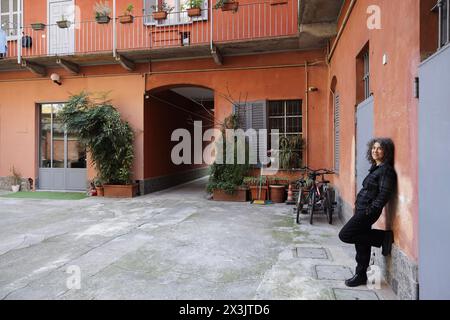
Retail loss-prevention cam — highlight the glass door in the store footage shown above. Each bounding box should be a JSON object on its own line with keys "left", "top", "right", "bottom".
{"left": 38, "top": 103, "right": 87, "bottom": 190}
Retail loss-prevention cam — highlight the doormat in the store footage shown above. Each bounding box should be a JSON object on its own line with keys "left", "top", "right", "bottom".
{"left": 0, "top": 191, "right": 87, "bottom": 200}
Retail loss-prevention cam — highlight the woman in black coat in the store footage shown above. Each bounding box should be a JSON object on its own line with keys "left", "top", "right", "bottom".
{"left": 339, "top": 138, "right": 397, "bottom": 287}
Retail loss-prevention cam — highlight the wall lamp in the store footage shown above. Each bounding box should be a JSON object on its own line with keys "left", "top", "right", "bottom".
{"left": 50, "top": 73, "right": 62, "bottom": 86}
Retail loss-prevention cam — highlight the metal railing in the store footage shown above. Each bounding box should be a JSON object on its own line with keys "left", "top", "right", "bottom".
{"left": 436, "top": 0, "right": 450, "bottom": 48}
{"left": 2, "top": 1, "right": 298, "bottom": 61}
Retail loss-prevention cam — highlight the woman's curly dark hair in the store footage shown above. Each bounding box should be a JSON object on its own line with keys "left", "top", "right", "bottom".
{"left": 366, "top": 137, "right": 395, "bottom": 166}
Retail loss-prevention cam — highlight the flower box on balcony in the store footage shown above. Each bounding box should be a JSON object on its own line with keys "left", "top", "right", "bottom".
{"left": 187, "top": 8, "right": 202, "bottom": 17}
{"left": 119, "top": 14, "right": 134, "bottom": 24}
{"left": 95, "top": 15, "right": 111, "bottom": 24}
{"left": 222, "top": 1, "right": 239, "bottom": 12}
{"left": 270, "top": 0, "right": 288, "bottom": 5}
{"left": 31, "top": 23, "right": 46, "bottom": 31}
{"left": 56, "top": 20, "right": 70, "bottom": 28}
{"left": 153, "top": 11, "right": 168, "bottom": 20}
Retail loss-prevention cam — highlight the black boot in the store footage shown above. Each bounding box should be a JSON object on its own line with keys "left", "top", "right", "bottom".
{"left": 345, "top": 273, "right": 367, "bottom": 287}
{"left": 382, "top": 230, "right": 394, "bottom": 256}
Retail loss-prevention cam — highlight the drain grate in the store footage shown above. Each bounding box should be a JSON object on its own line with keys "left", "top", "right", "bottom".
{"left": 315, "top": 265, "right": 353, "bottom": 280}
{"left": 292, "top": 247, "right": 329, "bottom": 259}
{"left": 332, "top": 288, "right": 380, "bottom": 300}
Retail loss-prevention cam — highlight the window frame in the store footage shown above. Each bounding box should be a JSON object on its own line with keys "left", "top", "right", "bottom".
{"left": 0, "top": 0, "right": 22, "bottom": 40}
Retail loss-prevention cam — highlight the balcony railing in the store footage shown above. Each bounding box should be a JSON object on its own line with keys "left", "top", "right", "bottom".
{"left": 1, "top": 1, "right": 298, "bottom": 61}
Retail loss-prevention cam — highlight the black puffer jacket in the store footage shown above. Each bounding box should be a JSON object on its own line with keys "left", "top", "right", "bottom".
{"left": 355, "top": 163, "right": 397, "bottom": 216}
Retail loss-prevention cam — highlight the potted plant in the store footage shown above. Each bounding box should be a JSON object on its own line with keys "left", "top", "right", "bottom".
{"left": 268, "top": 177, "right": 288, "bottom": 203}
{"left": 93, "top": 178, "right": 104, "bottom": 197}
{"left": 278, "top": 135, "right": 304, "bottom": 170}
{"left": 9, "top": 166, "right": 21, "bottom": 192}
{"left": 244, "top": 175, "right": 268, "bottom": 201}
{"left": 94, "top": 1, "right": 112, "bottom": 24}
{"left": 207, "top": 114, "right": 250, "bottom": 202}
{"left": 119, "top": 4, "right": 134, "bottom": 24}
{"left": 31, "top": 23, "right": 46, "bottom": 31}
{"left": 214, "top": 0, "right": 239, "bottom": 12}
{"left": 186, "top": 0, "right": 203, "bottom": 17}
{"left": 151, "top": 1, "right": 174, "bottom": 21}
{"left": 56, "top": 15, "right": 70, "bottom": 28}
{"left": 59, "top": 92, "right": 138, "bottom": 198}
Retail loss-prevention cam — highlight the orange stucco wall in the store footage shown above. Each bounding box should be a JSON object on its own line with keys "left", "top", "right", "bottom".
{"left": 0, "top": 74, "right": 145, "bottom": 181}
{"left": 328, "top": 0, "right": 421, "bottom": 261}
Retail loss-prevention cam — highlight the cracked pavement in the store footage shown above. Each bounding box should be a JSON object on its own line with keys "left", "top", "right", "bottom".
{"left": 0, "top": 177, "right": 397, "bottom": 300}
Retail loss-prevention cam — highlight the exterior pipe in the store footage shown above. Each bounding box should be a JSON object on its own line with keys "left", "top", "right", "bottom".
{"left": 17, "top": 0, "right": 22, "bottom": 65}
{"left": 305, "top": 61, "right": 308, "bottom": 166}
{"left": 210, "top": 1, "right": 214, "bottom": 51}
{"left": 113, "top": 0, "right": 117, "bottom": 58}
{"left": 327, "top": 0, "right": 357, "bottom": 63}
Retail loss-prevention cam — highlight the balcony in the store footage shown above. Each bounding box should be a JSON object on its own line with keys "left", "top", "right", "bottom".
{"left": 0, "top": 0, "right": 343, "bottom": 73}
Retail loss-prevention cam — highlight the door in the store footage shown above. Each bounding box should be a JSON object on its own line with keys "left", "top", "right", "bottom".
{"left": 418, "top": 45, "right": 450, "bottom": 299}
{"left": 48, "top": 0, "right": 74, "bottom": 55}
{"left": 355, "top": 96, "right": 374, "bottom": 194}
{"left": 39, "top": 104, "right": 87, "bottom": 191}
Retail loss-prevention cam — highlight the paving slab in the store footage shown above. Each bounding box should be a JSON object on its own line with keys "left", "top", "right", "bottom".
{"left": 0, "top": 177, "right": 398, "bottom": 300}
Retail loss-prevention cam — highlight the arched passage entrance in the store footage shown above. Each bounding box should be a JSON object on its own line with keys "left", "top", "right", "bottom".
{"left": 142, "top": 84, "right": 215, "bottom": 194}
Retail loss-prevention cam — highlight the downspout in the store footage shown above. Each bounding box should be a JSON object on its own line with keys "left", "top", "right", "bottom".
{"left": 210, "top": 1, "right": 213, "bottom": 52}
{"left": 305, "top": 61, "right": 308, "bottom": 166}
{"left": 113, "top": 0, "right": 116, "bottom": 58}
{"left": 327, "top": 0, "right": 357, "bottom": 63}
{"left": 17, "top": 0, "right": 22, "bottom": 65}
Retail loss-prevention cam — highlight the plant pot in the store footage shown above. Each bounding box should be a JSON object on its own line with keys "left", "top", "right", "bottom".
{"left": 270, "top": 0, "right": 288, "bottom": 5}
{"left": 96, "top": 16, "right": 111, "bottom": 24}
{"left": 11, "top": 185, "right": 20, "bottom": 193}
{"left": 153, "top": 11, "right": 168, "bottom": 20}
{"left": 31, "top": 23, "right": 46, "bottom": 31}
{"left": 222, "top": 1, "right": 239, "bottom": 12}
{"left": 213, "top": 187, "right": 248, "bottom": 202}
{"left": 269, "top": 185, "right": 285, "bottom": 203}
{"left": 56, "top": 20, "right": 70, "bottom": 28}
{"left": 187, "top": 8, "right": 202, "bottom": 17}
{"left": 96, "top": 186, "right": 104, "bottom": 197}
{"left": 103, "top": 183, "right": 139, "bottom": 198}
{"left": 249, "top": 186, "right": 268, "bottom": 201}
{"left": 119, "top": 14, "right": 134, "bottom": 24}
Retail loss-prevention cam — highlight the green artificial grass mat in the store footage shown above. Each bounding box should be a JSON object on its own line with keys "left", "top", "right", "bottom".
{"left": 0, "top": 191, "right": 87, "bottom": 200}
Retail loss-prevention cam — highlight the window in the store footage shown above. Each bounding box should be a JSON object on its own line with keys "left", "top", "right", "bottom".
{"left": 363, "top": 51, "right": 370, "bottom": 100}
{"left": 0, "top": 0, "right": 21, "bottom": 38}
{"left": 356, "top": 44, "right": 370, "bottom": 104}
{"left": 268, "top": 100, "right": 303, "bottom": 168}
{"left": 434, "top": 0, "right": 450, "bottom": 48}
{"left": 144, "top": 0, "right": 208, "bottom": 25}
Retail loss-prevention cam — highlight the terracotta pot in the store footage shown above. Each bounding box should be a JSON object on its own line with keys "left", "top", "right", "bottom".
{"left": 96, "top": 186, "right": 104, "bottom": 197}
{"left": 96, "top": 16, "right": 111, "bottom": 24}
{"left": 119, "top": 15, "right": 134, "bottom": 24}
{"left": 269, "top": 185, "right": 285, "bottom": 203}
{"left": 153, "top": 11, "right": 168, "bottom": 20}
{"left": 56, "top": 20, "right": 70, "bottom": 28}
{"left": 222, "top": 1, "right": 239, "bottom": 12}
{"left": 103, "top": 184, "right": 139, "bottom": 198}
{"left": 213, "top": 187, "right": 248, "bottom": 202}
{"left": 270, "top": 0, "right": 288, "bottom": 5}
{"left": 31, "top": 23, "right": 46, "bottom": 31}
{"left": 249, "top": 186, "right": 268, "bottom": 201}
{"left": 187, "top": 8, "right": 202, "bottom": 17}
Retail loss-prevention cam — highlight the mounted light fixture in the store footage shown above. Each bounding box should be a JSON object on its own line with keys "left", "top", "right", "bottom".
{"left": 50, "top": 73, "right": 61, "bottom": 85}
{"left": 308, "top": 87, "right": 318, "bottom": 92}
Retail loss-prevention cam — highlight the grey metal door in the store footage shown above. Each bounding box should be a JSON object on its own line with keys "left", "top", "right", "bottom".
{"left": 39, "top": 103, "right": 87, "bottom": 191}
{"left": 418, "top": 45, "right": 450, "bottom": 299}
{"left": 356, "top": 96, "right": 374, "bottom": 194}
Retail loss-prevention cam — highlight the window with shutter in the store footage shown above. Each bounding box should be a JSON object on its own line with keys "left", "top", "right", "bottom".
{"left": 334, "top": 93, "right": 340, "bottom": 173}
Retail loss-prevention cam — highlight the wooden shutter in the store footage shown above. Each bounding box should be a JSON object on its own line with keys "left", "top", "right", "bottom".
{"left": 247, "top": 101, "right": 267, "bottom": 165}
{"left": 334, "top": 93, "right": 340, "bottom": 173}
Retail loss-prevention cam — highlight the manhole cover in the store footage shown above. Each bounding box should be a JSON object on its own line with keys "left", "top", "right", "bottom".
{"left": 315, "top": 265, "right": 353, "bottom": 280}
{"left": 333, "top": 288, "right": 380, "bottom": 300}
{"left": 292, "top": 247, "right": 329, "bottom": 259}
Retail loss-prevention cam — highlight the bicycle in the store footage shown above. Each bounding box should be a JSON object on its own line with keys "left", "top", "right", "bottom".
{"left": 295, "top": 167, "right": 336, "bottom": 225}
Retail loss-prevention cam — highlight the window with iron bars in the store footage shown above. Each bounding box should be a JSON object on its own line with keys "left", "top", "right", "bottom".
{"left": 363, "top": 51, "right": 370, "bottom": 100}
{"left": 433, "top": 0, "right": 450, "bottom": 48}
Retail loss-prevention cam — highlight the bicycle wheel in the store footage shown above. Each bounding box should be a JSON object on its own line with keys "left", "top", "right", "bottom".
{"left": 296, "top": 192, "right": 306, "bottom": 224}
{"left": 308, "top": 191, "right": 315, "bottom": 224}
{"left": 326, "top": 189, "right": 333, "bottom": 224}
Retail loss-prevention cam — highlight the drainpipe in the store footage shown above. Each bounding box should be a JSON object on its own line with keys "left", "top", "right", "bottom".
{"left": 17, "top": 0, "right": 22, "bottom": 65}
{"left": 113, "top": 0, "right": 116, "bottom": 58}
{"left": 210, "top": 1, "right": 213, "bottom": 52}
{"left": 305, "top": 61, "right": 308, "bottom": 166}
{"left": 327, "top": 0, "right": 357, "bottom": 63}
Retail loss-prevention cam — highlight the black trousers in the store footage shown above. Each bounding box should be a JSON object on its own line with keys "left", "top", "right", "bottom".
{"left": 338, "top": 209, "right": 386, "bottom": 275}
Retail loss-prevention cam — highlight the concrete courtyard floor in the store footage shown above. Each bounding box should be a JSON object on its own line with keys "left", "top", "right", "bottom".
{"left": 0, "top": 177, "right": 397, "bottom": 300}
